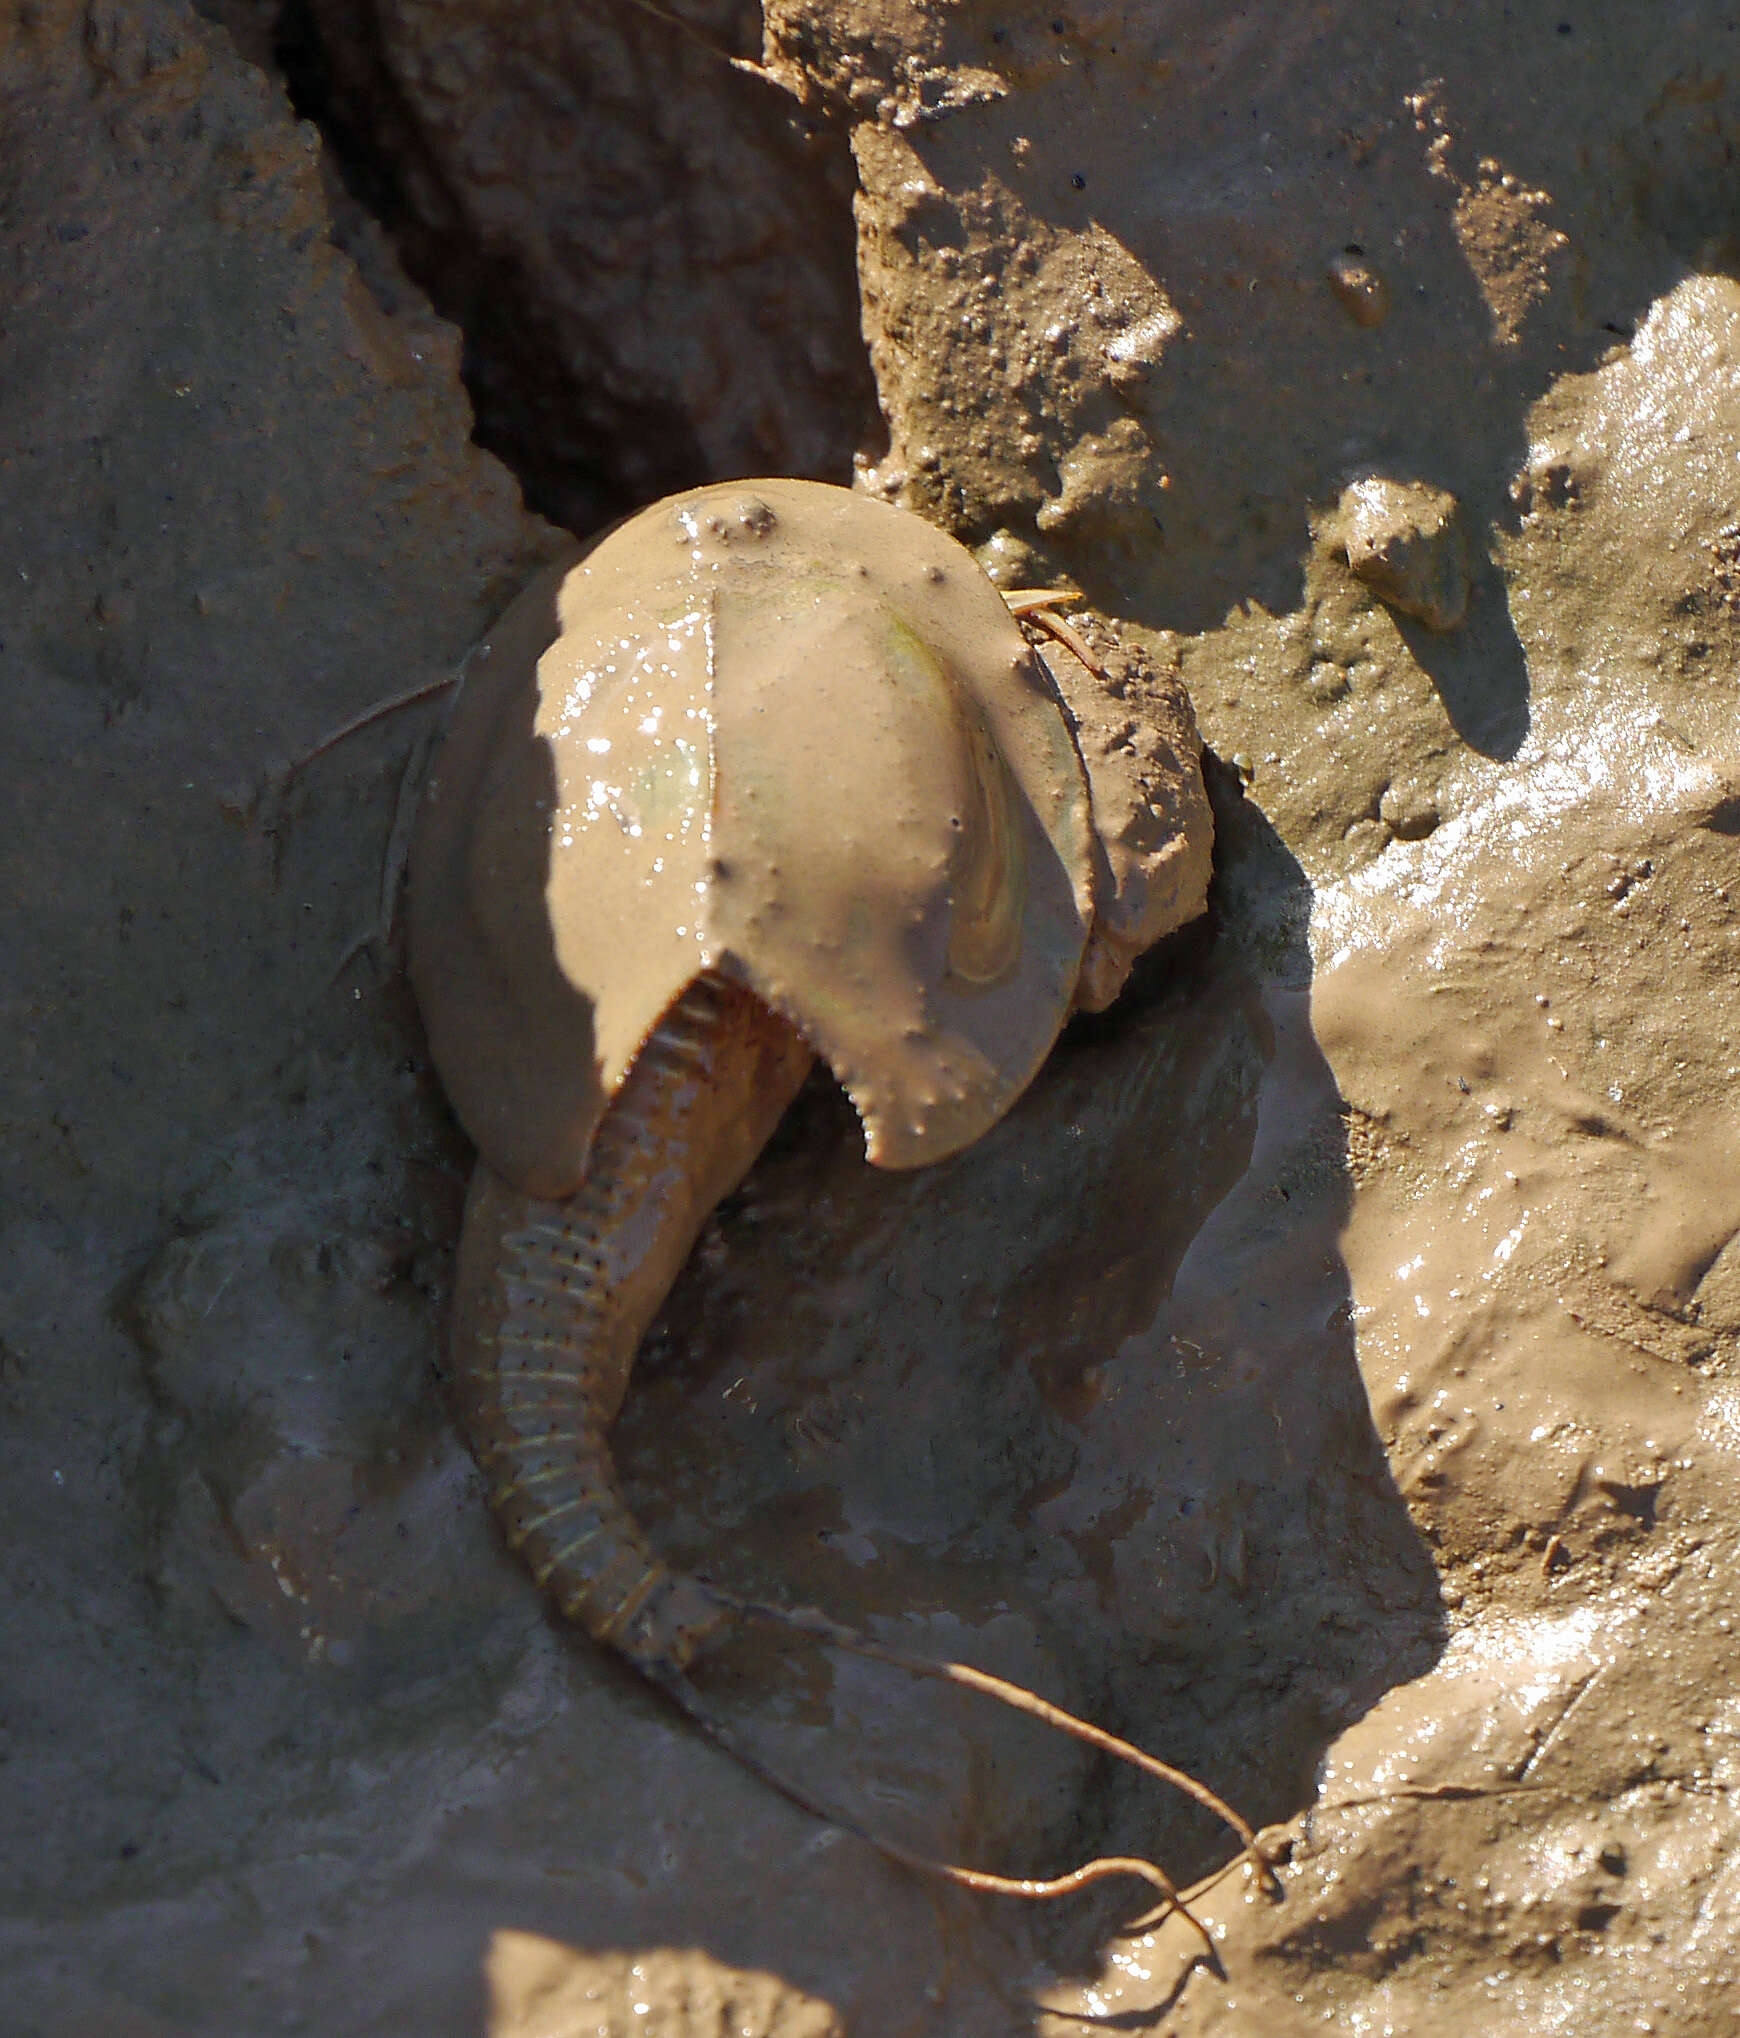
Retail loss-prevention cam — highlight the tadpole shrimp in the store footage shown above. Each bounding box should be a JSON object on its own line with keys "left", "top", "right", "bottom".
{"left": 395, "top": 479, "right": 1269, "bottom": 1935}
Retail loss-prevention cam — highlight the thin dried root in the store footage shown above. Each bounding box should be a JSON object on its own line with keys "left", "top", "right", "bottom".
{"left": 285, "top": 674, "right": 457, "bottom": 782}
{"left": 619, "top": 0, "right": 775, "bottom": 76}
{"left": 640, "top": 1660, "right": 1213, "bottom": 1951}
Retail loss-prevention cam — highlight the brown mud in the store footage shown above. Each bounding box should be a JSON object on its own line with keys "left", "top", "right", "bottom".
{"left": 2, "top": 1, "right": 1739, "bottom": 2033}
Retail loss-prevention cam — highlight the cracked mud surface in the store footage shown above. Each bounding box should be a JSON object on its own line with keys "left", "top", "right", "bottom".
{"left": 4, "top": 2, "right": 1740, "bottom": 2032}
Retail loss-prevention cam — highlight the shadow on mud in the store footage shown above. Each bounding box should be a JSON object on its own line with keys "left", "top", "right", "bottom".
{"left": 600, "top": 757, "right": 1445, "bottom": 2025}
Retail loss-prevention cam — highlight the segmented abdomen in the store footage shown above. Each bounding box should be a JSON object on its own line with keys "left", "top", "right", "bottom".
{"left": 448, "top": 970, "right": 812, "bottom": 1669}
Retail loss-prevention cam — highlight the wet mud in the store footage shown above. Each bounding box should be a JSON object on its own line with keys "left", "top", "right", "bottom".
{"left": 4, "top": 1, "right": 1740, "bottom": 2033}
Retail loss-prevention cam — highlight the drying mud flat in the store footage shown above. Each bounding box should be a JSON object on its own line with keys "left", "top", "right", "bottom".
{"left": 2, "top": 1, "right": 1739, "bottom": 2032}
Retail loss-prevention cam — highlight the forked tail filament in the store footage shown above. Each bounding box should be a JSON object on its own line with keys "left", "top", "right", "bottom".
{"left": 651, "top": 1586, "right": 1276, "bottom": 1951}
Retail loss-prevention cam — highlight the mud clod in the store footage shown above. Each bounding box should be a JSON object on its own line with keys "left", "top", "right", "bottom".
{"left": 1335, "top": 477, "right": 1472, "bottom": 633}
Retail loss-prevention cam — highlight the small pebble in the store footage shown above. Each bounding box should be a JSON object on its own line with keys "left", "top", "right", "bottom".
{"left": 1328, "top": 246, "right": 1391, "bottom": 328}
{"left": 1335, "top": 476, "right": 1471, "bottom": 632}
